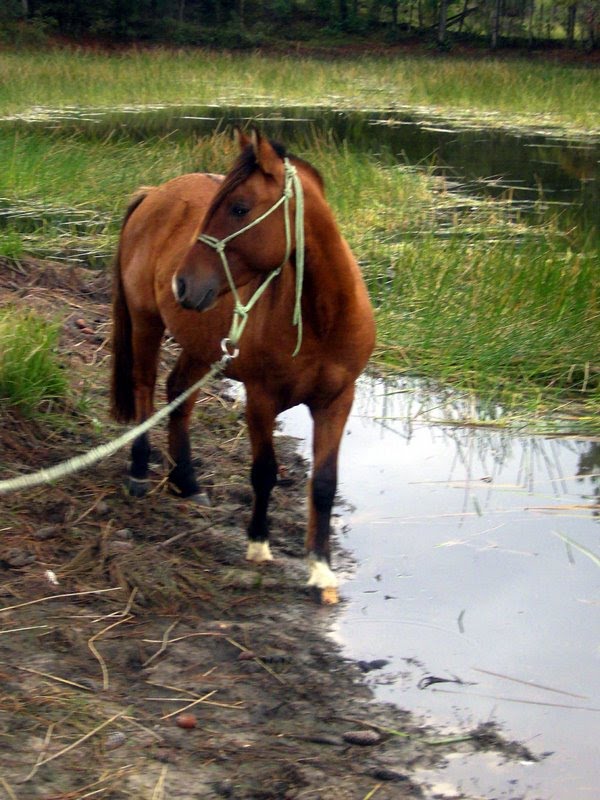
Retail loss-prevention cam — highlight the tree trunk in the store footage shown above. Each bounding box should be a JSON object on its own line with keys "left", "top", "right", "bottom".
{"left": 490, "top": 0, "right": 501, "bottom": 49}
{"left": 457, "top": 0, "right": 470, "bottom": 33}
{"left": 567, "top": 4, "right": 577, "bottom": 47}
{"left": 438, "top": 0, "right": 448, "bottom": 45}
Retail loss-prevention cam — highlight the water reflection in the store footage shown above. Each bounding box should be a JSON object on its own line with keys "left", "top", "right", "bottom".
{"left": 279, "top": 377, "right": 600, "bottom": 800}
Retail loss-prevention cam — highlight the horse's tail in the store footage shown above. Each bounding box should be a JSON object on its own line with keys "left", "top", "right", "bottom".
{"left": 110, "top": 190, "right": 149, "bottom": 423}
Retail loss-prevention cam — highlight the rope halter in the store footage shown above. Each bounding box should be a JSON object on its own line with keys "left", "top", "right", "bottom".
{"left": 197, "top": 157, "right": 305, "bottom": 359}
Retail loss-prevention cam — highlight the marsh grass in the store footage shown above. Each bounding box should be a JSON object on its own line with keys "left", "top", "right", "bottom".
{"left": 0, "top": 125, "right": 597, "bottom": 424}
{"left": 0, "top": 309, "right": 68, "bottom": 415}
{"left": 1, "top": 49, "right": 599, "bottom": 135}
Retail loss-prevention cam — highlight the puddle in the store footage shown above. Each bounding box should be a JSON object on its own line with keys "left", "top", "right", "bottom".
{"left": 278, "top": 378, "right": 600, "bottom": 800}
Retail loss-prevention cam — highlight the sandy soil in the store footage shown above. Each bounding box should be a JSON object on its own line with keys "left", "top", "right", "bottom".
{"left": 0, "top": 259, "right": 535, "bottom": 799}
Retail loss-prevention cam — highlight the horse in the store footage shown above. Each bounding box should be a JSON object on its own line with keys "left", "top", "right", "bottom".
{"left": 110, "top": 129, "right": 375, "bottom": 604}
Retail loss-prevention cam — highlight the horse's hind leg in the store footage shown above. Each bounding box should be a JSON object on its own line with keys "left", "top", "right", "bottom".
{"left": 129, "top": 311, "right": 165, "bottom": 496}
{"left": 307, "top": 385, "right": 355, "bottom": 605}
{"left": 244, "top": 387, "right": 278, "bottom": 562}
{"left": 166, "top": 353, "right": 209, "bottom": 502}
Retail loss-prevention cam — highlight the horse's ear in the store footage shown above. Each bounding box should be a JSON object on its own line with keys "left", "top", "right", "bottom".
{"left": 234, "top": 126, "right": 252, "bottom": 151}
{"left": 250, "top": 128, "right": 284, "bottom": 180}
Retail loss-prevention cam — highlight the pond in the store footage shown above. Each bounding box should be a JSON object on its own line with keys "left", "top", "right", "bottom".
{"left": 3, "top": 103, "right": 599, "bottom": 239}
{"left": 279, "top": 380, "right": 599, "bottom": 800}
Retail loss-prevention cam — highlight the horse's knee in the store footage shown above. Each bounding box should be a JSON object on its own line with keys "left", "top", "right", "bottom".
{"left": 312, "top": 460, "right": 337, "bottom": 513}
{"left": 251, "top": 452, "right": 277, "bottom": 496}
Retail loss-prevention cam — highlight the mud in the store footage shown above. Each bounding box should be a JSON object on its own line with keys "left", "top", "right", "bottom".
{"left": 0, "top": 259, "right": 536, "bottom": 799}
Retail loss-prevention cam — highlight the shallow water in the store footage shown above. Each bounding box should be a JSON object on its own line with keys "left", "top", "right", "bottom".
{"left": 279, "top": 379, "right": 599, "bottom": 800}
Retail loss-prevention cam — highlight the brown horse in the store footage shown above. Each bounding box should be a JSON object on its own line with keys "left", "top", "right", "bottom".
{"left": 110, "top": 129, "right": 375, "bottom": 603}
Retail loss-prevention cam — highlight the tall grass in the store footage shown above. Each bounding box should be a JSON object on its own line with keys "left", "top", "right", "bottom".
{"left": 1, "top": 48, "right": 598, "bottom": 134}
{"left": 0, "top": 309, "right": 68, "bottom": 415}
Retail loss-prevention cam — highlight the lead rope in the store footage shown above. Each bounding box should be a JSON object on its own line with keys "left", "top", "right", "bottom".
{"left": 0, "top": 159, "right": 306, "bottom": 495}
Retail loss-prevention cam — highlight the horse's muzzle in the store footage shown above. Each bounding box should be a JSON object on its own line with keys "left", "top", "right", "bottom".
{"left": 172, "top": 274, "right": 218, "bottom": 312}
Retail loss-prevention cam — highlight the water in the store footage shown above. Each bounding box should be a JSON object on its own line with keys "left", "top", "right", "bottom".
{"left": 3, "top": 104, "right": 599, "bottom": 238}
{"left": 279, "top": 379, "right": 599, "bottom": 800}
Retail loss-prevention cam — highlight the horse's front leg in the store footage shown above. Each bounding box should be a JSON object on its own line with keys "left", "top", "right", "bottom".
{"left": 307, "top": 385, "right": 355, "bottom": 605}
{"left": 244, "top": 388, "right": 278, "bottom": 563}
{"left": 166, "top": 353, "right": 210, "bottom": 504}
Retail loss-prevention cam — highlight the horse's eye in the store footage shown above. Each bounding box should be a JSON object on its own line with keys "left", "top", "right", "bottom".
{"left": 230, "top": 202, "right": 249, "bottom": 218}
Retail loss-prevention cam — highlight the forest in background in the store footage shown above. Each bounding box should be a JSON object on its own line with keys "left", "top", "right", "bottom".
{"left": 2, "top": 1, "right": 599, "bottom": 51}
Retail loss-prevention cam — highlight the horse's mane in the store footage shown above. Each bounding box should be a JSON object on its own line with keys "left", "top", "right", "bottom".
{"left": 204, "top": 140, "right": 324, "bottom": 225}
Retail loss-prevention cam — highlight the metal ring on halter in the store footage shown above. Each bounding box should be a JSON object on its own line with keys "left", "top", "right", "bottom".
{"left": 221, "top": 337, "right": 240, "bottom": 361}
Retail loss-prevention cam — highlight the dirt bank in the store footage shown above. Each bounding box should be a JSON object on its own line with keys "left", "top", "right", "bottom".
{"left": 0, "top": 259, "right": 535, "bottom": 799}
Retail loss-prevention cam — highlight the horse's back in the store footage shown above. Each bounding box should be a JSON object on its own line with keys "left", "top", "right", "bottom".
{"left": 119, "top": 173, "right": 223, "bottom": 314}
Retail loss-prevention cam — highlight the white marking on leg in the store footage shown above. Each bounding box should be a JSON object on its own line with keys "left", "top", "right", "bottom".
{"left": 246, "top": 541, "right": 273, "bottom": 563}
{"left": 307, "top": 557, "right": 338, "bottom": 589}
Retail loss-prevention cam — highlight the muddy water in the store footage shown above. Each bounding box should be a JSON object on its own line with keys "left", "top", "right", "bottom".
{"left": 278, "top": 379, "right": 599, "bottom": 800}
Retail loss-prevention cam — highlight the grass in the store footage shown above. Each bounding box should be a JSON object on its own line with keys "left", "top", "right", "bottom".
{"left": 0, "top": 308, "right": 68, "bottom": 415}
{"left": 0, "top": 48, "right": 599, "bottom": 135}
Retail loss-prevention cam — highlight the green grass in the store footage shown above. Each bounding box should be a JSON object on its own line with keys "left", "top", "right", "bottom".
{"left": 1, "top": 48, "right": 598, "bottom": 135}
{"left": 0, "top": 309, "right": 68, "bottom": 415}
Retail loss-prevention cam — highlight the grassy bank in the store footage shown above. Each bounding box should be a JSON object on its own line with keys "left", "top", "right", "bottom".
{"left": 0, "top": 126, "right": 597, "bottom": 427}
{"left": 1, "top": 48, "right": 599, "bottom": 135}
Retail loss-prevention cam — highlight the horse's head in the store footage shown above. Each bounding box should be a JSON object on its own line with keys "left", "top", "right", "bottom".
{"left": 173, "top": 129, "right": 299, "bottom": 313}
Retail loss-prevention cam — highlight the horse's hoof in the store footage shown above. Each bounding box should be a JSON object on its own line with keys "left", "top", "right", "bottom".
{"left": 246, "top": 541, "right": 273, "bottom": 563}
{"left": 320, "top": 586, "right": 339, "bottom": 605}
{"left": 127, "top": 477, "right": 149, "bottom": 497}
{"left": 188, "top": 492, "right": 212, "bottom": 507}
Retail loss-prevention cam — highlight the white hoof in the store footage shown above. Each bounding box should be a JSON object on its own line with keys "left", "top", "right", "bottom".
{"left": 246, "top": 541, "right": 273, "bottom": 563}
{"left": 307, "top": 557, "right": 338, "bottom": 590}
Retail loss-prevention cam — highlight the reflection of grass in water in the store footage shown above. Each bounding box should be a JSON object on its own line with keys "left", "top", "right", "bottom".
{"left": 0, "top": 128, "right": 597, "bottom": 425}
{"left": 1, "top": 49, "right": 599, "bottom": 133}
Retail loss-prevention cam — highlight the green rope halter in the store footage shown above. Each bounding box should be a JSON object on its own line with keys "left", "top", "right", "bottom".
{"left": 198, "top": 158, "right": 305, "bottom": 359}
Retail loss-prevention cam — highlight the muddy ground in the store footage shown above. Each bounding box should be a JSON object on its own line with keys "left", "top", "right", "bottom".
{"left": 0, "top": 259, "right": 536, "bottom": 800}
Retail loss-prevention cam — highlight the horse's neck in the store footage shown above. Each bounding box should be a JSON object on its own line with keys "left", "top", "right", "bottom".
{"left": 301, "top": 207, "right": 360, "bottom": 338}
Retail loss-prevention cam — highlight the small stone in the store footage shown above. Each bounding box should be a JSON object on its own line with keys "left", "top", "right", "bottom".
{"left": 115, "top": 528, "right": 134, "bottom": 540}
{"left": 106, "top": 540, "right": 134, "bottom": 555}
{"left": 175, "top": 713, "right": 197, "bottom": 729}
{"left": 105, "top": 731, "right": 127, "bottom": 751}
{"left": 34, "top": 525, "right": 60, "bottom": 540}
{"left": 342, "top": 729, "right": 382, "bottom": 746}
{"left": 238, "top": 650, "right": 256, "bottom": 661}
{"left": 1, "top": 548, "right": 35, "bottom": 568}
{"left": 95, "top": 501, "right": 110, "bottom": 516}
{"left": 368, "top": 767, "right": 408, "bottom": 782}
